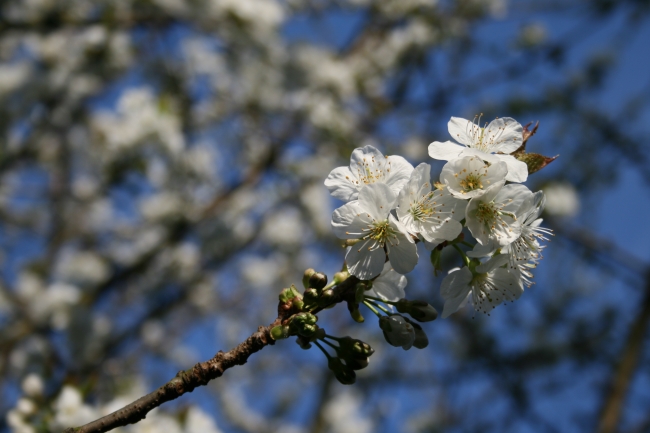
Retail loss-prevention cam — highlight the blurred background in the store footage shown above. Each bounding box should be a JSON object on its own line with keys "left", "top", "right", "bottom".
{"left": 1, "top": 0, "right": 650, "bottom": 432}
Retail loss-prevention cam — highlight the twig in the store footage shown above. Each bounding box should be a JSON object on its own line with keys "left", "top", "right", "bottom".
{"left": 63, "top": 318, "right": 284, "bottom": 433}
{"left": 597, "top": 268, "right": 650, "bottom": 433}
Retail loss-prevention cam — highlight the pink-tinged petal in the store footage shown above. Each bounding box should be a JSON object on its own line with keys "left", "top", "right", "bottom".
{"left": 428, "top": 140, "right": 464, "bottom": 161}
{"left": 495, "top": 154, "right": 529, "bottom": 183}
{"left": 482, "top": 117, "right": 523, "bottom": 154}
{"left": 441, "top": 267, "right": 473, "bottom": 318}
{"left": 448, "top": 117, "right": 478, "bottom": 147}
{"left": 358, "top": 183, "right": 395, "bottom": 220}
{"left": 386, "top": 231, "right": 418, "bottom": 275}
{"left": 346, "top": 239, "right": 386, "bottom": 280}
{"left": 324, "top": 166, "right": 359, "bottom": 202}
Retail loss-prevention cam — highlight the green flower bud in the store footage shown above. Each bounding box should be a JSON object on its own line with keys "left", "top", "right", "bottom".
{"left": 279, "top": 285, "right": 302, "bottom": 303}
{"left": 395, "top": 299, "right": 438, "bottom": 322}
{"left": 270, "top": 325, "right": 290, "bottom": 340}
{"left": 333, "top": 271, "right": 349, "bottom": 285}
{"left": 289, "top": 313, "right": 319, "bottom": 337}
{"left": 319, "top": 289, "right": 336, "bottom": 307}
{"left": 309, "top": 272, "right": 328, "bottom": 291}
{"left": 302, "top": 268, "right": 316, "bottom": 289}
{"left": 292, "top": 296, "right": 304, "bottom": 312}
{"left": 303, "top": 288, "right": 319, "bottom": 301}
{"left": 338, "top": 336, "right": 374, "bottom": 358}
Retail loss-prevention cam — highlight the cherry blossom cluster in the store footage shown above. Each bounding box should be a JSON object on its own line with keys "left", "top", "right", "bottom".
{"left": 325, "top": 116, "right": 552, "bottom": 319}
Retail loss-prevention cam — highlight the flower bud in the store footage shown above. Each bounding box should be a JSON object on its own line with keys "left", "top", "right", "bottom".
{"left": 279, "top": 285, "right": 301, "bottom": 303}
{"left": 338, "top": 336, "right": 374, "bottom": 359}
{"left": 289, "top": 313, "right": 319, "bottom": 337}
{"left": 303, "top": 288, "right": 319, "bottom": 301}
{"left": 328, "top": 357, "right": 356, "bottom": 385}
{"left": 344, "top": 357, "right": 369, "bottom": 370}
{"left": 296, "top": 335, "right": 312, "bottom": 350}
{"left": 270, "top": 325, "right": 290, "bottom": 340}
{"left": 379, "top": 315, "right": 416, "bottom": 350}
{"left": 309, "top": 272, "right": 328, "bottom": 291}
{"left": 318, "top": 289, "right": 336, "bottom": 307}
{"left": 302, "top": 268, "right": 316, "bottom": 289}
{"left": 333, "top": 271, "right": 349, "bottom": 285}
{"left": 404, "top": 317, "right": 429, "bottom": 349}
{"left": 395, "top": 299, "right": 438, "bottom": 322}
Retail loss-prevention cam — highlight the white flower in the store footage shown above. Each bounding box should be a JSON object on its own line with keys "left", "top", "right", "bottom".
{"left": 470, "top": 191, "right": 553, "bottom": 287}
{"left": 428, "top": 116, "right": 528, "bottom": 182}
{"left": 395, "top": 163, "right": 466, "bottom": 244}
{"left": 332, "top": 183, "right": 417, "bottom": 280}
{"left": 465, "top": 183, "right": 531, "bottom": 246}
{"left": 325, "top": 145, "right": 414, "bottom": 202}
{"left": 379, "top": 315, "right": 416, "bottom": 350}
{"left": 440, "top": 255, "right": 523, "bottom": 318}
{"left": 367, "top": 262, "right": 407, "bottom": 302}
{"left": 440, "top": 155, "right": 508, "bottom": 199}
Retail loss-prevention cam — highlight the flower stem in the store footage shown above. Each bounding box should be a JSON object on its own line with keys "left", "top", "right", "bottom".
{"left": 452, "top": 244, "right": 471, "bottom": 267}
{"left": 362, "top": 300, "right": 382, "bottom": 317}
{"left": 314, "top": 341, "right": 333, "bottom": 360}
{"left": 365, "top": 299, "right": 392, "bottom": 315}
{"left": 364, "top": 295, "right": 396, "bottom": 305}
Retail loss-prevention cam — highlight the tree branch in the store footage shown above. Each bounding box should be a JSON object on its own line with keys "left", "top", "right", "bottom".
{"left": 597, "top": 268, "right": 650, "bottom": 433}
{"left": 63, "top": 319, "right": 283, "bottom": 433}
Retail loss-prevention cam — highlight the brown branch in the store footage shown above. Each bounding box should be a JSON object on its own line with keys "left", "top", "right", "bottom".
{"left": 597, "top": 268, "right": 650, "bottom": 433}
{"left": 63, "top": 316, "right": 285, "bottom": 433}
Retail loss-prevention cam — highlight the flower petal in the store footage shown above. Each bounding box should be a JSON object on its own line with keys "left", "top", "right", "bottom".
{"left": 447, "top": 117, "right": 477, "bottom": 147}
{"left": 482, "top": 117, "right": 523, "bottom": 154}
{"left": 346, "top": 239, "right": 386, "bottom": 280}
{"left": 441, "top": 267, "right": 473, "bottom": 318}
{"left": 384, "top": 155, "right": 415, "bottom": 195}
{"left": 428, "top": 140, "right": 464, "bottom": 161}
{"left": 324, "top": 166, "right": 359, "bottom": 202}
{"left": 357, "top": 183, "right": 395, "bottom": 221}
{"left": 495, "top": 154, "right": 528, "bottom": 183}
{"left": 369, "top": 263, "right": 407, "bottom": 302}
{"left": 331, "top": 202, "right": 368, "bottom": 239}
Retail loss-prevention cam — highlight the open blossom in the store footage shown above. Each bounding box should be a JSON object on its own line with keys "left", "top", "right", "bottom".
{"left": 332, "top": 183, "right": 417, "bottom": 280}
{"left": 325, "top": 145, "right": 414, "bottom": 202}
{"left": 440, "top": 254, "right": 523, "bottom": 318}
{"left": 395, "top": 163, "right": 466, "bottom": 244}
{"left": 440, "top": 155, "right": 507, "bottom": 199}
{"left": 465, "top": 182, "right": 531, "bottom": 246}
{"left": 428, "top": 116, "right": 528, "bottom": 182}
{"left": 471, "top": 191, "right": 553, "bottom": 287}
